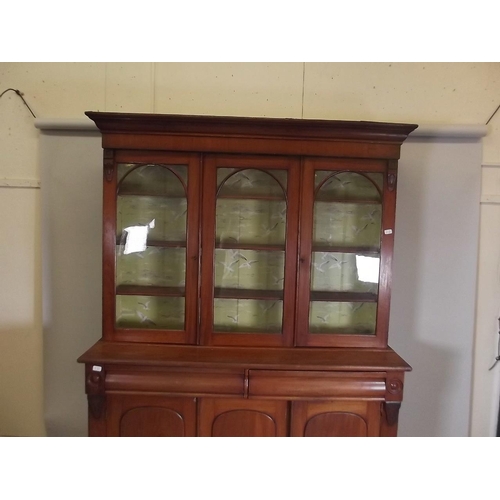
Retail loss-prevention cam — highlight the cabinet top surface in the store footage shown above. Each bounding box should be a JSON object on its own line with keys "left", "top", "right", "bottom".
{"left": 85, "top": 111, "right": 418, "bottom": 143}
{"left": 78, "top": 341, "right": 411, "bottom": 372}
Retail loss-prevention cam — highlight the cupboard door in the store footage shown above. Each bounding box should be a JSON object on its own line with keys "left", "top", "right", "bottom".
{"left": 291, "top": 401, "right": 381, "bottom": 437}
{"left": 199, "top": 398, "right": 288, "bottom": 437}
{"left": 106, "top": 152, "right": 200, "bottom": 344}
{"left": 107, "top": 395, "right": 196, "bottom": 437}
{"left": 296, "top": 158, "right": 393, "bottom": 348}
{"left": 200, "top": 155, "right": 300, "bottom": 347}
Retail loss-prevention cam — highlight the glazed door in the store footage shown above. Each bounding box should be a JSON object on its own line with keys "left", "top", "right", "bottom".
{"left": 105, "top": 151, "right": 200, "bottom": 344}
{"left": 296, "top": 158, "right": 394, "bottom": 348}
{"left": 200, "top": 155, "right": 300, "bottom": 347}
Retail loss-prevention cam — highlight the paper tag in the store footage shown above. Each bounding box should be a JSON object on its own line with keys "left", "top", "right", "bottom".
{"left": 92, "top": 365, "right": 103, "bottom": 372}
{"left": 384, "top": 229, "right": 393, "bottom": 235}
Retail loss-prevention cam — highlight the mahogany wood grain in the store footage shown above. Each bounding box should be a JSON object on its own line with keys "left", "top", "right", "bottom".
{"left": 102, "top": 149, "right": 117, "bottom": 340}
{"left": 309, "top": 291, "right": 378, "bottom": 302}
{"left": 116, "top": 238, "right": 186, "bottom": 248}
{"left": 120, "top": 407, "right": 185, "bottom": 437}
{"left": 106, "top": 368, "right": 245, "bottom": 396}
{"left": 86, "top": 112, "right": 418, "bottom": 141}
{"left": 215, "top": 242, "right": 285, "bottom": 251}
{"left": 213, "top": 288, "right": 283, "bottom": 301}
{"left": 248, "top": 370, "right": 386, "bottom": 399}
{"left": 107, "top": 395, "right": 196, "bottom": 437}
{"left": 376, "top": 160, "right": 398, "bottom": 347}
{"left": 198, "top": 398, "right": 288, "bottom": 437}
{"left": 305, "top": 412, "right": 368, "bottom": 437}
{"left": 85, "top": 364, "right": 107, "bottom": 437}
{"left": 87, "top": 112, "right": 417, "bottom": 160}
{"left": 291, "top": 400, "right": 381, "bottom": 437}
{"left": 116, "top": 285, "right": 185, "bottom": 297}
{"left": 78, "top": 341, "right": 411, "bottom": 372}
{"left": 311, "top": 245, "right": 380, "bottom": 255}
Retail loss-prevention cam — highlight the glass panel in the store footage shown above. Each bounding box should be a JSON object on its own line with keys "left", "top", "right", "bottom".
{"left": 310, "top": 252, "right": 379, "bottom": 293}
{"left": 217, "top": 168, "right": 288, "bottom": 197}
{"left": 314, "top": 171, "right": 382, "bottom": 201}
{"left": 115, "top": 163, "right": 188, "bottom": 331}
{"left": 117, "top": 196, "right": 187, "bottom": 243}
{"left": 116, "top": 247, "right": 186, "bottom": 287}
{"left": 214, "top": 298, "right": 283, "bottom": 333}
{"left": 309, "top": 301, "right": 377, "bottom": 335}
{"left": 214, "top": 167, "right": 287, "bottom": 334}
{"left": 118, "top": 163, "right": 187, "bottom": 196}
{"left": 116, "top": 296, "right": 185, "bottom": 330}
{"left": 313, "top": 202, "right": 382, "bottom": 248}
{"left": 313, "top": 171, "right": 382, "bottom": 248}
{"left": 216, "top": 199, "right": 286, "bottom": 246}
{"left": 214, "top": 249, "right": 285, "bottom": 291}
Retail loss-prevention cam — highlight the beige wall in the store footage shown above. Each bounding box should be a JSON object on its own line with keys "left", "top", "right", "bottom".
{"left": 1, "top": 62, "right": 499, "bottom": 436}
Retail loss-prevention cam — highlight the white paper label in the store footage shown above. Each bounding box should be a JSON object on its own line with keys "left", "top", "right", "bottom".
{"left": 384, "top": 229, "right": 393, "bottom": 235}
{"left": 92, "top": 365, "right": 103, "bottom": 372}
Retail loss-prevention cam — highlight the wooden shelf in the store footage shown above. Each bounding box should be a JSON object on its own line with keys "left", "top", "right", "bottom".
{"left": 116, "top": 285, "right": 185, "bottom": 297}
{"left": 312, "top": 245, "right": 380, "bottom": 255}
{"left": 315, "top": 196, "right": 381, "bottom": 204}
{"left": 214, "top": 288, "right": 283, "bottom": 301}
{"left": 118, "top": 190, "right": 186, "bottom": 198}
{"left": 116, "top": 238, "right": 186, "bottom": 248}
{"left": 217, "top": 193, "right": 285, "bottom": 201}
{"left": 310, "top": 291, "right": 378, "bottom": 302}
{"left": 215, "top": 241, "right": 285, "bottom": 252}
{"left": 309, "top": 327, "right": 375, "bottom": 335}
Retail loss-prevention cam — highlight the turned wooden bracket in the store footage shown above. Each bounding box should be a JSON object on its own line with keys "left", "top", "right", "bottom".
{"left": 384, "top": 372, "right": 404, "bottom": 427}
{"left": 103, "top": 149, "right": 114, "bottom": 183}
{"left": 387, "top": 161, "right": 398, "bottom": 192}
{"left": 384, "top": 402, "right": 401, "bottom": 426}
{"left": 88, "top": 395, "right": 106, "bottom": 419}
{"left": 85, "top": 365, "right": 106, "bottom": 419}
{"left": 244, "top": 369, "right": 249, "bottom": 398}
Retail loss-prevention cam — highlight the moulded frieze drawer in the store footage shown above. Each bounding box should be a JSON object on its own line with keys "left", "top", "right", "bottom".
{"left": 248, "top": 370, "right": 386, "bottom": 399}
{"left": 105, "top": 368, "right": 245, "bottom": 396}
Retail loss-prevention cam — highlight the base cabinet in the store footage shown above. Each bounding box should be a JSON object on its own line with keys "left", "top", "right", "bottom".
{"left": 107, "top": 395, "right": 197, "bottom": 437}
{"left": 80, "top": 343, "right": 408, "bottom": 437}
{"left": 100, "top": 395, "right": 387, "bottom": 437}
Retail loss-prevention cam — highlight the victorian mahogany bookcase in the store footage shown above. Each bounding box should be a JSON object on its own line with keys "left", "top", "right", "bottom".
{"left": 78, "top": 112, "right": 416, "bottom": 437}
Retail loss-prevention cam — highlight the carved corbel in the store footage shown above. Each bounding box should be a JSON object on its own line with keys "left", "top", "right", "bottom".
{"left": 85, "top": 365, "right": 106, "bottom": 419}
{"left": 384, "top": 374, "right": 404, "bottom": 427}
{"left": 387, "top": 161, "right": 398, "bottom": 192}
{"left": 384, "top": 402, "right": 401, "bottom": 426}
{"left": 103, "top": 149, "right": 114, "bottom": 183}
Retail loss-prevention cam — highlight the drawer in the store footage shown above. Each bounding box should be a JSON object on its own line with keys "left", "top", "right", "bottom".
{"left": 248, "top": 370, "right": 386, "bottom": 399}
{"left": 106, "top": 367, "right": 245, "bottom": 396}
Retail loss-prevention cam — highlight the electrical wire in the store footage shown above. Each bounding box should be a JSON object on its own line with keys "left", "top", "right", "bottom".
{"left": 0, "top": 88, "right": 36, "bottom": 118}
{"left": 486, "top": 103, "right": 500, "bottom": 125}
